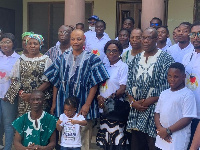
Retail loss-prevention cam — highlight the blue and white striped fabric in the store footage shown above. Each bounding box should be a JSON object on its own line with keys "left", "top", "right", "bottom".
{"left": 126, "top": 50, "right": 174, "bottom": 138}
{"left": 44, "top": 50, "right": 109, "bottom": 119}
{"left": 45, "top": 45, "right": 72, "bottom": 62}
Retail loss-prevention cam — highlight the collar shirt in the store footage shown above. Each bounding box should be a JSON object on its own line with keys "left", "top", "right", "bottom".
{"left": 122, "top": 45, "right": 132, "bottom": 56}
{"left": 100, "top": 59, "right": 128, "bottom": 99}
{"left": 167, "top": 42, "right": 194, "bottom": 63}
{"left": 161, "top": 44, "right": 170, "bottom": 52}
{"left": 166, "top": 37, "right": 172, "bottom": 47}
{"left": 182, "top": 50, "right": 200, "bottom": 118}
{"left": 85, "top": 33, "right": 111, "bottom": 61}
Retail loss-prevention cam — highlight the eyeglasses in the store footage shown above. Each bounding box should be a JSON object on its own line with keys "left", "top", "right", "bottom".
{"left": 58, "top": 30, "right": 69, "bottom": 35}
{"left": 150, "top": 23, "right": 160, "bottom": 27}
{"left": 106, "top": 49, "right": 119, "bottom": 54}
{"left": 188, "top": 32, "right": 200, "bottom": 39}
{"left": 88, "top": 21, "right": 96, "bottom": 24}
{"left": 0, "top": 40, "right": 12, "bottom": 45}
{"left": 141, "top": 36, "right": 156, "bottom": 41}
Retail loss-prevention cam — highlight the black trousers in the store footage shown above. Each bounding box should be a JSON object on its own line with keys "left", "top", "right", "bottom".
{"left": 131, "top": 130, "right": 156, "bottom": 150}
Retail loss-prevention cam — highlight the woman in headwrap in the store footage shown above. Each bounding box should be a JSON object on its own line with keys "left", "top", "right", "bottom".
{"left": 19, "top": 31, "right": 34, "bottom": 55}
{"left": 5, "top": 34, "right": 52, "bottom": 116}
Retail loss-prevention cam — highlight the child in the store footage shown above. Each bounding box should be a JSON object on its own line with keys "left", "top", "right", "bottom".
{"left": 56, "top": 96, "right": 87, "bottom": 150}
{"left": 154, "top": 62, "right": 197, "bottom": 150}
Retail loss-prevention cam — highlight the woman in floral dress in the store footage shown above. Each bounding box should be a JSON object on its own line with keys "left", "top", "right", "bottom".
{"left": 5, "top": 34, "right": 52, "bottom": 116}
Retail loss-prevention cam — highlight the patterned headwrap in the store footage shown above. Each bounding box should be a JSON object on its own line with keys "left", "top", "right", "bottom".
{"left": 26, "top": 34, "right": 44, "bottom": 50}
{"left": 21, "top": 31, "right": 34, "bottom": 40}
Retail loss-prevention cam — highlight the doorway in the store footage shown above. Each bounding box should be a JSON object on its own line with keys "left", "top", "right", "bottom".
{"left": 116, "top": 1, "right": 142, "bottom": 35}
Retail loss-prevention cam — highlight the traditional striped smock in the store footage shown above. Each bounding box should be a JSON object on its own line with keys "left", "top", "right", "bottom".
{"left": 44, "top": 50, "right": 109, "bottom": 119}
{"left": 126, "top": 50, "right": 174, "bottom": 138}
{"left": 45, "top": 45, "right": 72, "bottom": 62}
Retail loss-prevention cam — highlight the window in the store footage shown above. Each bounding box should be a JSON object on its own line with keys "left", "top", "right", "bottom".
{"left": 28, "top": 2, "right": 64, "bottom": 53}
{"left": 28, "top": 2, "right": 93, "bottom": 53}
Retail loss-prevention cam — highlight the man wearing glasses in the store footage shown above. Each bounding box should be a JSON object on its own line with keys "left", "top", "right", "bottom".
{"left": 150, "top": 17, "right": 172, "bottom": 47}
{"left": 182, "top": 22, "right": 200, "bottom": 149}
{"left": 45, "top": 25, "right": 73, "bottom": 62}
{"left": 167, "top": 22, "right": 194, "bottom": 63}
{"left": 126, "top": 27, "right": 174, "bottom": 150}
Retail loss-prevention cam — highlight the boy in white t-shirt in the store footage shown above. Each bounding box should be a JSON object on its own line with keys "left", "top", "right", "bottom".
{"left": 154, "top": 62, "right": 197, "bottom": 150}
{"left": 56, "top": 97, "right": 87, "bottom": 150}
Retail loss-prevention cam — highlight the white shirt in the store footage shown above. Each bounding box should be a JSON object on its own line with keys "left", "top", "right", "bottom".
{"left": 100, "top": 60, "right": 128, "bottom": 98}
{"left": 85, "top": 33, "right": 111, "bottom": 61}
{"left": 84, "top": 30, "right": 109, "bottom": 40}
{"left": 182, "top": 50, "right": 200, "bottom": 118}
{"left": 122, "top": 49, "right": 136, "bottom": 65}
{"left": 167, "top": 42, "right": 194, "bottom": 63}
{"left": 122, "top": 45, "right": 132, "bottom": 56}
{"left": 160, "top": 44, "right": 170, "bottom": 52}
{"left": 155, "top": 87, "right": 197, "bottom": 150}
{"left": 59, "top": 113, "right": 85, "bottom": 147}
{"left": 0, "top": 51, "right": 20, "bottom": 98}
{"left": 166, "top": 37, "right": 172, "bottom": 47}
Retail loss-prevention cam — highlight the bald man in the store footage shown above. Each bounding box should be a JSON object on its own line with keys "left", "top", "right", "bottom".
{"left": 126, "top": 28, "right": 174, "bottom": 150}
{"left": 44, "top": 29, "right": 109, "bottom": 150}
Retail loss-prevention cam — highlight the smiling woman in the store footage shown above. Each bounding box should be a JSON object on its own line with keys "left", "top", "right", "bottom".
{"left": 5, "top": 33, "right": 53, "bottom": 117}
{"left": 0, "top": 33, "right": 20, "bottom": 150}
{"left": 96, "top": 40, "right": 129, "bottom": 149}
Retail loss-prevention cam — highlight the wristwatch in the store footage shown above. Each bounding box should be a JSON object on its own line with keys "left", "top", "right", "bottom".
{"left": 166, "top": 128, "right": 172, "bottom": 136}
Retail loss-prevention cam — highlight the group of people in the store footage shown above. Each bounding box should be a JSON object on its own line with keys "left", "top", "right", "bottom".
{"left": 0, "top": 14, "right": 200, "bottom": 150}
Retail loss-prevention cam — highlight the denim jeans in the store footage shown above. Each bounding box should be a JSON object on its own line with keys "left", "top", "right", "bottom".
{"left": 0, "top": 98, "right": 18, "bottom": 150}
{"left": 60, "top": 146, "right": 81, "bottom": 150}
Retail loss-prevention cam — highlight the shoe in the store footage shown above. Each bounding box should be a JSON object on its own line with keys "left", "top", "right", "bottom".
{"left": 0, "top": 145, "right": 3, "bottom": 150}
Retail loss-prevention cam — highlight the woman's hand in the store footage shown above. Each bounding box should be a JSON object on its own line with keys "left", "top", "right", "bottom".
{"left": 97, "top": 95, "right": 105, "bottom": 109}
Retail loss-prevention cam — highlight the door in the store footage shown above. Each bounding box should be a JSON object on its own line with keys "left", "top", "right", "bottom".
{"left": 116, "top": 1, "right": 142, "bottom": 35}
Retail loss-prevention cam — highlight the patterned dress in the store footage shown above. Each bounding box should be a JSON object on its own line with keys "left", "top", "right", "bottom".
{"left": 5, "top": 54, "right": 52, "bottom": 116}
{"left": 44, "top": 50, "right": 109, "bottom": 119}
{"left": 126, "top": 50, "right": 174, "bottom": 138}
{"left": 12, "top": 111, "right": 57, "bottom": 147}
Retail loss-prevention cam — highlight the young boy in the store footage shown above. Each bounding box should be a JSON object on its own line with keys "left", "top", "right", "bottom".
{"left": 154, "top": 62, "right": 197, "bottom": 150}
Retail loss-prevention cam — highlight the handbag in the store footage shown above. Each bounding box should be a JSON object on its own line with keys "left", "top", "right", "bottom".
{"left": 102, "top": 95, "right": 130, "bottom": 122}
